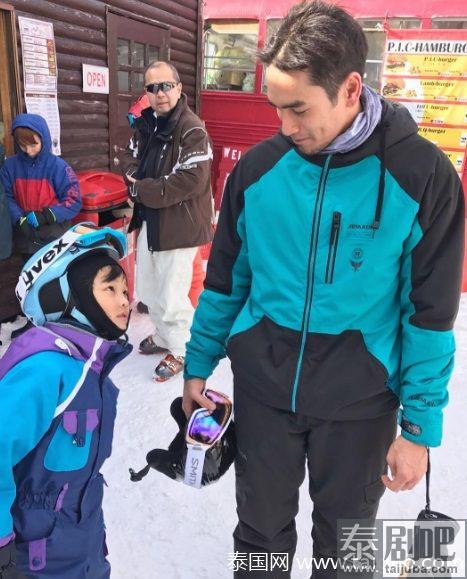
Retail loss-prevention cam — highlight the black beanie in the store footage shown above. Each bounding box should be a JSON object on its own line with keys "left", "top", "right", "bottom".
{"left": 67, "top": 252, "right": 127, "bottom": 340}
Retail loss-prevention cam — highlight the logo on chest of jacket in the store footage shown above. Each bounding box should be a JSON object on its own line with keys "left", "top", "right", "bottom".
{"left": 347, "top": 223, "right": 375, "bottom": 239}
{"left": 350, "top": 247, "right": 364, "bottom": 272}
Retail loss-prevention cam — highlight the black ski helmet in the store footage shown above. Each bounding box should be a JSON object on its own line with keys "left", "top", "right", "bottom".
{"left": 129, "top": 397, "right": 236, "bottom": 486}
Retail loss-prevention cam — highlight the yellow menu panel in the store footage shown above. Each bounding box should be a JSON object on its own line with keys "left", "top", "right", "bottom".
{"left": 418, "top": 126, "right": 467, "bottom": 150}
{"left": 444, "top": 150, "right": 466, "bottom": 172}
{"left": 381, "top": 78, "right": 466, "bottom": 102}
{"left": 403, "top": 102, "right": 467, "bottom": 126}
{"left": 384, "top": 53, "right": 467, "bottom": 78}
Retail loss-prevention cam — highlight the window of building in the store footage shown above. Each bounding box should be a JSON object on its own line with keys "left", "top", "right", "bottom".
{"left": 115, "top": 37, "right": 159, "bottom": 94}
{"left": 0, "top": 3, "right": 22, "bottom": 156}
{"left": 357, "top": 19, "right": 421, "bottom": 91}
{"left": 388, "top": 18, "right": 422, "bottom": 29}
{"left": 432, "top": 19, "right": 467, "bottom": 29}
{"left": 359, "top": 24, "right": 386, "bottom": 91}
{"left": 261, "top": 19, "right": 283, "bottom": 92}
{"left": 265, "top": 18, "right": 283, "bottom": 47}
{"left": 203, "top": 21, "right": 259, "bottom": 92}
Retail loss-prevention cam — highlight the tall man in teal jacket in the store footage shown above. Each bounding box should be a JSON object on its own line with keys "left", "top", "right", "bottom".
{"left": 183, "top": 2, "right": 465, "bottom": 575}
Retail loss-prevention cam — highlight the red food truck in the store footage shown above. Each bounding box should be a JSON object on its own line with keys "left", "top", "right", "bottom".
{"left": 200, "top": 0, "right": 466, "bottom": 209}
{"left": 200, "top": 0, "right": 467, "bottom": 289}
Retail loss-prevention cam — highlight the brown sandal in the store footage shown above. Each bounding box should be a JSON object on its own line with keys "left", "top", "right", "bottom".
{"left": 154, "top": 354, "right": 184, "bottom": 382}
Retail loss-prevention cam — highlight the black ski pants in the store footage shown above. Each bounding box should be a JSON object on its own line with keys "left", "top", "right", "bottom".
{"left": 233, "top": 387, "right": 398, "bottom": 578}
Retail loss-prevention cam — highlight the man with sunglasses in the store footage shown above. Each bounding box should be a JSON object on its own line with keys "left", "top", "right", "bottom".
{"left": 184, "top": 1, "right": 464, "bottom": 577}
{"left": 118, "top": 61, "right": 213, "bottom": 382}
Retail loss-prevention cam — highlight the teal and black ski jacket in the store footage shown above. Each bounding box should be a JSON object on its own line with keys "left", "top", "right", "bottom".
{"left": 185, "top": 101, "right": 464, "bottom": 447}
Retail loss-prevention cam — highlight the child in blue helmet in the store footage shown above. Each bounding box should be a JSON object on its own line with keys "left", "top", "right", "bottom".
{"left": 0, "top": 225, "right": 131, "bottom": 579}
{"left": 0, "top": 114, "right": 82, "bottom": 258}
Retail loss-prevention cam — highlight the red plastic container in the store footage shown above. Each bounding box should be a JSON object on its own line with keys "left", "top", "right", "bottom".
{"left": 74, "top": 171, "right": 128, "bottom": 224}
{"left": 73, "top": 171, "right": 136, "bottom": 302}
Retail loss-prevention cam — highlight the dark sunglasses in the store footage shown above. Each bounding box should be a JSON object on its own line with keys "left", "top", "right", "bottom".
{"left": 145, "top": 81, "right": 179, "bottom": 94}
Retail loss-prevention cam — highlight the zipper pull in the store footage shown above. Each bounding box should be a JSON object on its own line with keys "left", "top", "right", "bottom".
{"left": 330, "top": 212, "right": 341, "bottom": 244}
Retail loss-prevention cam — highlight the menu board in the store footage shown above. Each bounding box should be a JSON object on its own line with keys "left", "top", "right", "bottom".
{"left": 381, "top": 29, "right": 467, "bottom": 180}
{"left": 19, "top": 17, "right": 57, "bottom": 93}
{"left": 19, "top": 17, "right": 61, "bottom": 155}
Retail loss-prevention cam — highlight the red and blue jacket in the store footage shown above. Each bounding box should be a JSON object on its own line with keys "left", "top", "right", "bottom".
{"left": 0, "top": 114, "right": 82, "bottom": 225}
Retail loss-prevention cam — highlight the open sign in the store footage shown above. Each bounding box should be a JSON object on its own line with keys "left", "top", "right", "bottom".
{"left": 82, "top": 64, "right": 109, "bottom": 94}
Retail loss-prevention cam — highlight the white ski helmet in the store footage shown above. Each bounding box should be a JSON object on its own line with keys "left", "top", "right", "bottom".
{"left": 16, "top": 223, "right": 126, "bottom": 327}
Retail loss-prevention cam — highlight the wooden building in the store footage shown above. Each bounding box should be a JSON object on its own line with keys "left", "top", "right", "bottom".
{"left": 0, "top": 0, "right": 202, "bottom": 171}
{"left": 0, "top": 0, "right": 201, "bottom": 323}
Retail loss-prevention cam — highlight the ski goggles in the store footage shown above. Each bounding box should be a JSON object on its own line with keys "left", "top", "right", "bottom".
{"left": 183, "top": 389, "right": 232, "bottom": 489}
{"left": 145, "top": 81, "right": 179, "bottom": 94}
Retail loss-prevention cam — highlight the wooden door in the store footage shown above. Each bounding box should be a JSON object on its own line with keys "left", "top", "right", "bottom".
{"left": 0, "top": 2, "right": 22, "bottom": 157}
{"left": 107, "top": 12, "right": 170, "bottom": 172}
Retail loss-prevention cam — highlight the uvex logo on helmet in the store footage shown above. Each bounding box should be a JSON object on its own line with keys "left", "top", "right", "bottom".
{"left": 20, "top": 238, "right": 72, "bottom": 295}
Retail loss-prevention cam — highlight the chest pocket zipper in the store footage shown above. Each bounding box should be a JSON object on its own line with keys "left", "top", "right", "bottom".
{"left": 155, "top": 143, "right": 168, "bottom": 177}
{"left": 325, "top": 212, "right": 341, "bottom": 284}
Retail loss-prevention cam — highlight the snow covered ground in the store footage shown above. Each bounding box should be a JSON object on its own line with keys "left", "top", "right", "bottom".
{"left": 1, "top": 296, "right": 466, "bottom": 578}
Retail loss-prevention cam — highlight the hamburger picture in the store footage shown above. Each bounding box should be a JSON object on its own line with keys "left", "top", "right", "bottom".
{"left": 386, "top": 54, "right": 407, "bottom": 71}
{"left": 382, "top": 78, "right": 405, "bottom": 97}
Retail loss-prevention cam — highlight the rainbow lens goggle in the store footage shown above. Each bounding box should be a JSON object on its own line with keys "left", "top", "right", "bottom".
{"left": 183, "top": 389, "right": 232, "bottom": 489}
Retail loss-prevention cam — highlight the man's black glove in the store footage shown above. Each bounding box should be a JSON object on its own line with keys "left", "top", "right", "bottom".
{"left": 17, "top": 216, "right": 33, "bottom": 239}
{"left": 26, "top": 207, "right": 56, "bottom": 228}
{"left": 0, "top": 541, "right": 26, "bottom": 579}
{"left": 42, "top": 207, "right": 57, "bottom": 225}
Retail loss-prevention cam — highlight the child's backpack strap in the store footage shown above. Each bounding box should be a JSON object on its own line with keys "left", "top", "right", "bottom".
{"left": 53, "top": 335, "right": 103, "bottom": 417}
